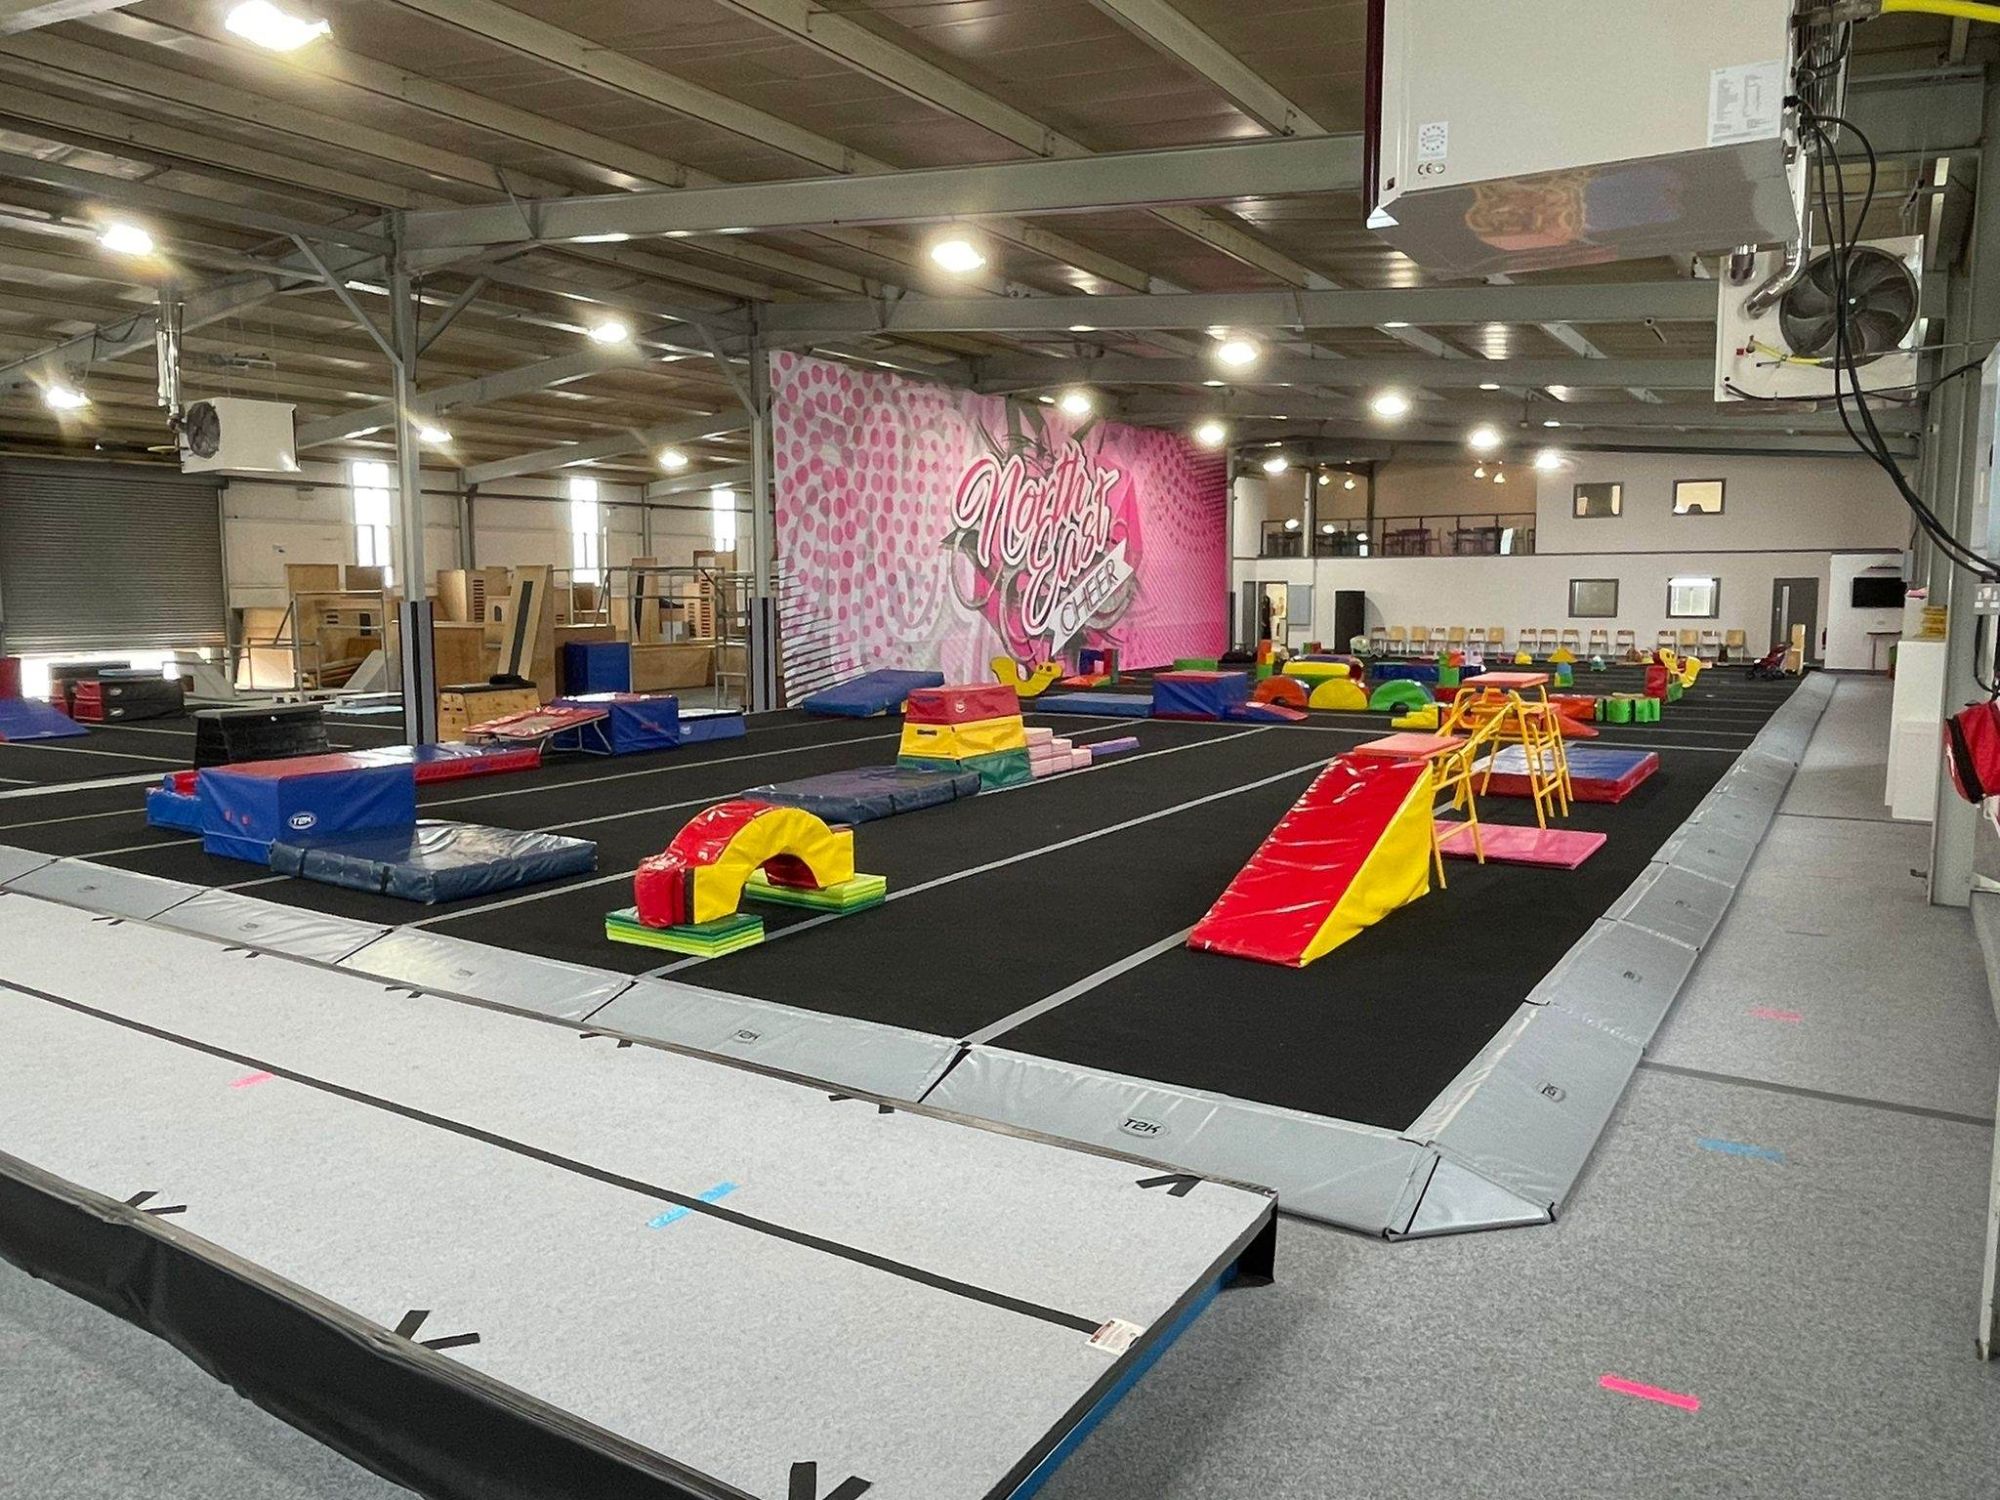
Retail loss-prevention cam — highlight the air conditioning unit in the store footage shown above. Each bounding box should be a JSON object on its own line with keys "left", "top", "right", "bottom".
{"left": 1714, "top": 235, "right": 1923, "bottom": 401}
{"left": 179, "top": 397, "right": 299, "bottom": 475}
{"left": 1366, "top": 0, "right": 1802, "bottom": 276}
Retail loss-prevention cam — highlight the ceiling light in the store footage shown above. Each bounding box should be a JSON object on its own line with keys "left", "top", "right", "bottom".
{"left": 1473, "top": 465, "right": 1487, "bottom": 479}
{"left": 1382, "top": 320, "right": 1410, "bottom": 329}
{"left": 1069, "top": 323, "right": 1096, "bottom": 333}
{"left": 1317, "top": 472, "right": 1331, "bottom": 487}
{"left": 1214, "top": 337, "right": 1260, "bottom": 369}
{"left": 1493, "top": 470, "right": 1507, "bottom": 483}
{"left": 1467, "top": 424, "right": 1502, "bottom": 453}
{"left": 417, "top": 425, "right": 451, "bottom": 446}
{"left": 1057, "top": 388, "right": 1093, "bottom": 417}
{"left": 1344, "top": 476, "right": 1357, "bottom": 490}
{"left": 1284, "top": 517, "right": 1300, "bottom": 530}
{"left": 658, "top": 448, "right": 690, "bottom": 471}
{"left": 43, "top": 385, "right": 88, "bottom": 411}
{"left": 587, "top": 319, "right": 630, "bottom": 344}
{"left": 98, "top": 222, "right": 154, "bottom": 257}
{"left": 573, "top": 233, "right": 632, "bottom": 244}
{"left": 928, "top": 234, "right": 987, "bottom": 276}
{"left": 1534, "top": 448, "right": 1564, "bottom": 471}
{"left": 1202, "top": 379, "right": 1226, "bottom": 388}
{"left": 1478, "top": 381, "right": 1501, "bottom": 391}
{"left": 225, "top": 1, "right": 330, "bottom": 50}
{"left": 1193, "top": 420, "right": 1227, "bottom": 448}
{"left": 1321, "top": 523, "right": 1336, "bottom": 534}
{"left": 1370, "top": 390, "right": 1411, "bottom": 419}
{"left": 1542, "top": 418, "right": 1562, "bottom": 428}
{"left": 1262, "top": 454, "right": 1290, "bottom": 475}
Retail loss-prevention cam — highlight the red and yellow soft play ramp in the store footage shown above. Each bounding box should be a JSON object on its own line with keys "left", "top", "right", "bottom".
{"left": 1188, "top": 755, "right": 1434, "bottom": 967}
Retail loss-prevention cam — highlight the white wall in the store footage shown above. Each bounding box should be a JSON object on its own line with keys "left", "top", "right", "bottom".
{"left": 1232, "top": 449, "right": 1912, "bottom": 658}
{"left": 1824, "top": 551, "right": 1908, "bottom": 671}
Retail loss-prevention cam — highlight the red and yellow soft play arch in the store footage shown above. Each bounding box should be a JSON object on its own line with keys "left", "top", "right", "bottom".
{"left": 635, "top": 800, "right": 854, "bottom": 928}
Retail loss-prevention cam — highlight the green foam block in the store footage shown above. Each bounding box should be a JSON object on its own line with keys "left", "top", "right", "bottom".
{"left": 605, "top": 908, "right": 764, "bottom": 956}
{"left": 745, "top": 869, "right": 888, "bottom": 912}
{"left": 960, "top": 746, "right": 1033, "bottom": 789}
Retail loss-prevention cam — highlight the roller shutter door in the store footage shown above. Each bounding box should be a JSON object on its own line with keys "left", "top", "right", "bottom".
{"left": 0, "top": 459, "right": 225, "bottom": 654}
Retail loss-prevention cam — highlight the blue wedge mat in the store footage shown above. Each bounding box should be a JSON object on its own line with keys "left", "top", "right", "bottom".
{"left": 0, "top": 698, "right": 87, "bottom": 741}
{"left": 801, "top": 669, "right": 943, "bottom": 717}
{"left": 269, "top": 820, "right": 597, "bottom": 904}
{"left": 1032, "top": 692, "right": 1153, "bottom": 718}
{"left": 743, "top": 764, "right": 980, "bottom": 824}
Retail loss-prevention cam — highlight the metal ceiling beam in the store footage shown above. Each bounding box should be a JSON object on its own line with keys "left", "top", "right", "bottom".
{"left": 1080, "top": 0, "right": 1326, "bottom": 137}
{"left": 758, "top": 278, "right": 1711, "bottom": 339}
{"left": 0, "top": 242, "right": 383, "bottom": 389}
{"left": 295, "top": 345, "right": 648, "bottom": 448}
{"left": 969, "top": 353, "right": 1715, "bottom": 390}
{"left": 645, "top": 462, "right": 754, "bottom": 500}
{"left": 399, "top": 134, "right": 1361, "bottom": 251}
{"left": 1126, "top": 390, "right": 1921, "bottom": 434}
{"left": 387, "top": 0, "right": 1158, "bottom": 290}
{"left": 1228, "top": 429, "right": 1915, "bottom": 459}
{"left": 0, "top": 149, "right": 391, "bottom": 252}
{"left": 0, "top": 0, "right": 128, "bottom": 32}
{"left": 461, "top": 412, "right": 750, "bottom": 487}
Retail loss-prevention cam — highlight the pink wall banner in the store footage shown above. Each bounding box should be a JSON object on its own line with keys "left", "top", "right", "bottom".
{"left": 771, "top": 353, "right": 1227, "bottom": 697}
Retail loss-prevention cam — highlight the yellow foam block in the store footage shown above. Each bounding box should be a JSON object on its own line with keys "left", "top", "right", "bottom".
{"left": 898, "top": 714, "right": 1026, "bottom": 761}
{"left": 993, "top": 657, "right": 1064, "bottom": 699}
{"left": 689, "top": 807, "right": 854, "bottom": 925}
{"left": 1308, "top": 677, "right": 1369, "bottom": 711}
{"left": 1300, "top": 764, "right": 1434, "bottom": 965}
{"left": 1281, "top": 660, "right": 1350, "bottom": 681}
{"left": 1391, "top": 705, "right": 1441, "bottom": 731}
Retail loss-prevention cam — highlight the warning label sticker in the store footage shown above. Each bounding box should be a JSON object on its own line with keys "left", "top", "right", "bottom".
{"left": 1708, "top": 61, "right": 1783, "bottom": 147}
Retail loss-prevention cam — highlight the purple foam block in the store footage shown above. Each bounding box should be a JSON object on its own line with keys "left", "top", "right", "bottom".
{"left": 1087, "top": 735, "right": 1142, "bottom": 759}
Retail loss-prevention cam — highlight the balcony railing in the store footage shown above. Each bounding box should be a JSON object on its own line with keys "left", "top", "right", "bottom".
{"left": 1261, "top": 513, "right": 1536, "bottom": 558}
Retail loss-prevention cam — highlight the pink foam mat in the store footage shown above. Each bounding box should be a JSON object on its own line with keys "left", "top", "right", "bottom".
{"left": 1433, "top": 820, "right": 1606, "bottom": 869}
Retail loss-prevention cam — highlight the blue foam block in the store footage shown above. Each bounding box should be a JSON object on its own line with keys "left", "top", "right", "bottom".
{"left": 677, "top": 710, "right": 747, "bottom": 745}
{"left": 0, "top": 698, "right": 86, "bottom": 741}
{"left": 269, "top": 820, "right": 596, "bottom": 903}
{"left": 198, "top": 760, "right": 417, "bottom": 865}
{"left": 801, "top": 669, "right": 944, "bottom": 718}
{"left": 1033, "top": 692, "right": 1153, "bottom": 717}
{"left": 560, "top": 641, "right": 631, "bottom": 695}
{"left": 145, "top": 784, "right": 202, "bottom": 832}
{"left": 550, "top": 694, "right": 680, "bottom": 755}
{"left": 744, "top": 764, "right": 980, "bottom": 824}
{"left": 1152, "top": 671, "right": 1252, "bottom": 721}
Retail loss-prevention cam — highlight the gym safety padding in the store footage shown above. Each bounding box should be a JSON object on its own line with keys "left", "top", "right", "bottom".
{"left": 1308, "top": 677, "right": 1369, "bottom": 712}
{"left": 0, "top": 698, "right": 86, "bottom": 741}
{"left": 1152, "top": 670, "right": 1252, "bottom": 721}
{"left": 634, "top": 801, "right": 854, "bottom": 929}
{"left": 1483, "top": 744, "right": 1659, "bottom": 803}
{"left": 1033, "top": 692, "right": 1152, "bottom": 717}
{"left": 197, "top": 756, "right": 417, "bottom": 865}
{"left": 1368, "top": 680, "right": 1432, "bottom": 713}
{"left": 742, "top": 764, "right": 980, "bottom": 824}
{"left": 269, "top": 821, "right": 597, "bottom": 903}
{"left": 1189, "top": 755, "right": 1433, "bottom": 967}
{"left": 801, "top": 669, "right": 944, "bottom": 717}
{"left": 145, "top": 782, "right": 203, "bottom": 832}
{"left": 550, "top": 693, "right": 680, "bottom": 755}
{"left": 898, "top": 716, "right": 1027, "bottom": 761}
{"left": 1252, "top": 676, "right": 1310, "bottom": 708}
{"left": 1280, "top": 659, "right": 1350, "bottom": 682}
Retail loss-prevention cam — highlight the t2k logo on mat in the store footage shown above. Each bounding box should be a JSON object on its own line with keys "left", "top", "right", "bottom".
{"left": 287, "top": 812, "right": 317, "bottom": 831}
{"left": 1119, "top": 1116, "right": 1164, "bottom": 1139}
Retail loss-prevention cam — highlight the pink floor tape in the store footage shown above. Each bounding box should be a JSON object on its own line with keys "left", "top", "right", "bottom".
{"left": 1748, "top": 1006, "right": 1803, "bottom": 1023}
{"left": 1433, "top": 820, "right": 1607, "bottom": 869}
{"left": 1599, "top": 1375, "right": 1701, "bottom": 1412}
{"left": 229, "top": 1071, "right": 276, "bottom": 1089}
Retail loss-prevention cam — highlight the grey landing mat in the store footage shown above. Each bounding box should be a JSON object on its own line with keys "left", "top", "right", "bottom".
{"left": 0, "top": 892, "right": 1274, "bottom": 1500}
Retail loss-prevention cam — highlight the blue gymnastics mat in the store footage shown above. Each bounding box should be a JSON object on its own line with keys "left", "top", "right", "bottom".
{"left": 0, "top": 699, "right": 86, "bottom": 741}
{"left": 1032, "top": 692, "right": 1153, "bottom": 718}
{"left": 801, "top": 669, "right": 943, "bottom": 717}
{"left": 269, "top": 820, "right": 597, "bottom": 903}
{"left": 744, "top": 764, "right": 980, "bottom": 824}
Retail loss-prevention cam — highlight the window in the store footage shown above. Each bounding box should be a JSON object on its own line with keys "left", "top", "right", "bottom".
{"left": 708, "top": 484, "right": 739, "bottom": 553}
{"left": 1667, "top": 576, "right": 1720, "bottom": 618}
{"left": 567, "top": 475, "right": 602, "bottom": 583}
{"left": 349, "top": 460, "right": 393, "bottom": 586}
{"left": 1568, "top": 579, "right": 1619, "bottom": 618}
{"left": 1673, "top": 478, "right": 1725, "bottom": 515}
{"left": 1573, "top": 482, "right": 1622, "bottom": 518}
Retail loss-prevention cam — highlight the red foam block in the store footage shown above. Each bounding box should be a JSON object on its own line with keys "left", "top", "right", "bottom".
{"left": 1434, "top": 820, "right": 1606, "bottom": 869}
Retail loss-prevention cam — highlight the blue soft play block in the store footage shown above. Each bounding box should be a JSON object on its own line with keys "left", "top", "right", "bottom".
{"left": 550, "top": 694, "right": 680, "bottom": 755}
{"left": 677, "top": 710, "right": 747, "bottom": 744}
{"left": 561, "top": 641, "right": 631, "bottom": 695}
{"left": 744, "top": 764, "right": 980, "bottom": 824}
{"left": 1033, "top": 692, "right": 1153, "bottom": 717}
{"left": 145, "top": 784, "right": 202, "bottom": 832}
{"left": 269, "top": 820, "right": 596, "bottom": 903}
{"left": 198, "top": 758, "right": 417, "bottom": 865}
{"left": 0, "top": 698, "right": 86, "bottom": 741}
{"left": 1152, "top": 671, "right": 1251, "bottom": 721}
{"left": 801, "top": 669, "right": 944, "bottom": 718}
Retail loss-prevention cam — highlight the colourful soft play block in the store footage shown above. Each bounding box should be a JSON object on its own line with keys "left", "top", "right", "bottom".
{"left": 952, "top": 746, "right": 1033, "bottom": 789}
{"left": 904, "top": 683, "right": 1027, "bottom": 726}
{"left": 1253, "top": 676, "right": 1310, "bottom": 708}
{"left": 1307, "top": 677, "right": 1368, "bottom": 711}
{"left": 1069, "top": 748, "right": 1092, "bottom": 770}
{"left": 992, "top": 658, "right": 1064, "bottom": 699}
{"left": 1433, "top": 821, "right": 1606, "bottom": 869}
{"left": 1391, "top": 705, "right": 1442, "bottom": 732}
{"left": 1172, "top": 657, "right": 1220, "bottom": 672}
{"left": 744, "top": 868, "right": 886, "bottom": 912}
{"left": 1482, "top": 744, "right": 1659, "bottom": 803}
{"left": 1188, "top": 756, "right": 1433, "bottom": 968}
{"left": 1152, "top": 670, "right": 1251, "bottom": 721}
{"left": 1368, "top": 680, "right": 1432, "bottom": 713}
{"left": 1280, "top": 660, "right": 1350, "bottom": 682}
{"left": 896, "top": 713, "right": 1027, "bottom": 762}
{"left": 606, "top": 908, "right": 764, "bottom": 955}
{"left": 1087, "top": 735, "right": 1142, "bottom": 758}
{"left": 1025, "top": 726, "right": 1055, "bottom": 746}
{"left": 634, "top": 802, "right": 854, "bottom": 928}
{"left": 1350, "top": 731, "right": 1465, "bottom": 760}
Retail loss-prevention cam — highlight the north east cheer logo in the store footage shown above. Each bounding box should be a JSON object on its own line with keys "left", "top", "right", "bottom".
{"left": 945, "top": 437, "right": 1137, "bottom": 657}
